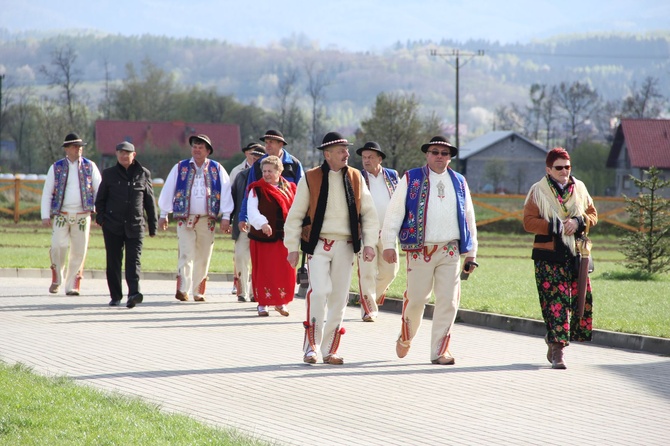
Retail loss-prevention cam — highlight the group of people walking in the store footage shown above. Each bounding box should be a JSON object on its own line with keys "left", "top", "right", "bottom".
{"left": 41, "top": 129, "right": 597, "bottom": 369}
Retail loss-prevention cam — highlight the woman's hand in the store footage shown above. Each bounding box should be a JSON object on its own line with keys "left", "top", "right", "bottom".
{"left": 563, "top": 217, "right": 579, "bottom": 236}
{"left": 262, "top": 223, "right": 273, "bottom": 237}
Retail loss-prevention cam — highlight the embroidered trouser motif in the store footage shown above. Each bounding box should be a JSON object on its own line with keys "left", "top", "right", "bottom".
{"left": 399, "top": 242, "right": 461, "bottom": 361}
{"left": 356, "top": 237, "right": 399, "bottom": 317}
{"left": 50, "top": 213, "right": 90, "bottom": 292}
{"left": 176, "top": 217, "right": 215, "bottom": 296}
{"left": 303, "top": 239, "right": 354, "bottom": 356}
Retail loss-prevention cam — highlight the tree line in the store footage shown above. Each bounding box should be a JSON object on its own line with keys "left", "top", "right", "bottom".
{"left": 0, "top": 33, "right": 669, "bottom": 183}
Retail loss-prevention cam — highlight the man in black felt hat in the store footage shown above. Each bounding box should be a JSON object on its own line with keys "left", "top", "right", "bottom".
{"left": 381, "top": 135, "right": 478, "bottom": 365}
{"left": 157, "top": 134, "right": 234, "bottom": 302}
{"left": 354, "top": 141, "right": 400, "bottom": 322}
{"left": 230, "top": 144, "right": 266, "bottom": 302}
{"left": 40, "top": 132, "right": 102, "bottom": 296}
{"left": 95, "top": 141, "right": 157, "bottom": 308}
{"left": 284, "top": 132, "right": 379, "bottom": 365}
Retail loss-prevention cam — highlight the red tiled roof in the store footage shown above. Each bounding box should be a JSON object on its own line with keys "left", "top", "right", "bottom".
{"left": 609, "top": 119, "right": 670, "bottom": 169}
{"left": 95, "top": 120, "right": 241, "bottom": 159}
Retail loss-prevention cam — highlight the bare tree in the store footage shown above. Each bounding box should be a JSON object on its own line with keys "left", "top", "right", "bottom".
{"left": 553, "top": 81, "right": 600, "bottom": 150}
{"left": 273, "top": 68, "right": 308, "bottom": 159}
{"left": 39, "top": 44, "right": 81, "bottom": 126}
{"left": 621, "top": 76, "right": 666, "bottom": 119}
{"left": 493, "top": 105, "right": 525, "bottom": 132}
{"left": 527, "top": 83, "right": 546, "bottom": 141}
{"left": 540, "top": 86, "right": 558, "bottom": 149}
{"left": 304, "top": 60, "right": 330, "bottom": 152}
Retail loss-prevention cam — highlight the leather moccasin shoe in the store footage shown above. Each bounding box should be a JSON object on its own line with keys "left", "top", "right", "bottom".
{"left": 175, "top": 291, "right": 189, "bottom": 301}
{"left": 323, "top": 354, "right": 344, "bottom": 365}
{"left": 274, "top": 305, "right": 289, "bottom": 316}
{"left": 431, "top": 355, "right": 456, "bottom": 365}
{"left": 362, "top": 314, "right": 376, "bottom": 322}
{"left": 66, "top": 290, "right": 80, "bottom": 296}
{"left": 237, "top": 295, "right": 247, "bottom": 302}
{"left": 49, "top": 284, "right": 60, "bottom": 294}
{"left": 396, "top": 340, "right": 410, "bottom": 358}
{"left": 126, "top": 293, "right": 143, "bottom": 309}
{"left": 303, "top": 353, "right": 317, "bottom": 364}
{"left": 194, "top": 295, "right": 206, "bottom": 302}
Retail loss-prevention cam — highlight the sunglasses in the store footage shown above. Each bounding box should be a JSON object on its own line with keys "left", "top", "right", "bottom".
{"left": 552, "top": 165, "right": 571, "bottom": 171}
{"left": 428, "top": 151, "right": 451, "bottom": 157}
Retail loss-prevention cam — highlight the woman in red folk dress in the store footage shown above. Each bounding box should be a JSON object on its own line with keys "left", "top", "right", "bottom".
{"left": 247, "top": 155, "right": 297, "bottom": 316}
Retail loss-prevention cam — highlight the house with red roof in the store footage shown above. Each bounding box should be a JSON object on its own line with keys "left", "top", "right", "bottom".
{"left": 607, "top": 119, "right": 670, "bottom": 198}
{"left": 95, "top": 120, "right": 241, "bottom": 170}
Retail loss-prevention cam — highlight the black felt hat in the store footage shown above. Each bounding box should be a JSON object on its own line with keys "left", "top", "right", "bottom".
{"left": 317, "top": 132, "right": 353, "bottom": 150}
{"left": 259, "top": 129, "right": 287, "bottom": 146}
{"left": 242, "top": 142, "right": 265, "bottom": 153}
{"left": 61, "top": 133, "right": 87, "bottom": 148}
{"left": 420, "top": 135, "right": 458, "bottom": 157}
{"left": 356, "top": 141, "right": 386, "bottom": 159}
{"left": 189, "top": 134, "right": 214, "bottom": 155}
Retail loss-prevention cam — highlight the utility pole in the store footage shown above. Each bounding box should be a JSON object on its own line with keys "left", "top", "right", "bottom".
{"left": 429, "top": 49, "right": 484, "bottom": 152}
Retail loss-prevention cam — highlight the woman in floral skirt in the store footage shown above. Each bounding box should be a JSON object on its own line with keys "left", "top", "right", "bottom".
{"left": 523, "top": 147, "right": 598, "bottom": 369}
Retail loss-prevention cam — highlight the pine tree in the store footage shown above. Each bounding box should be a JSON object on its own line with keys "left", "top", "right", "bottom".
{"left": 621, "top": 166, "right": 670, "bottom": 275}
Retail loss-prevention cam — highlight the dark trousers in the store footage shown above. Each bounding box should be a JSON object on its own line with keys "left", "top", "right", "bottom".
{"left": 102, "top": 228, "right": 143, "bottom": 301}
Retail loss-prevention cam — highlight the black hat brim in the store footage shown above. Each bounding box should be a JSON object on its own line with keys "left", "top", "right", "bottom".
{"left": 356, "top": 147, "right": 386, "bottom": 159}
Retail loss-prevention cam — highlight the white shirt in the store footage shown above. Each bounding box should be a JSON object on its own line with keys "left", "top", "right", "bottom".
{"left": 367, "top": 170, "right": 393, "bottom": 228}
{"left": 40, "top": 158, "right": 102, "bottom": 219}
{"left": 158, "top": 157, "right": 233, "bottom": 219}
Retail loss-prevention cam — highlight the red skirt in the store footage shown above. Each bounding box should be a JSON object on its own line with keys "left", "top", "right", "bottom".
{"left": 250, "top": 239, "right": 296, "bottom": 306}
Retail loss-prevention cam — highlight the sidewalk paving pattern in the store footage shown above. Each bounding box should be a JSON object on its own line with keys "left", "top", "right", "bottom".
{"left": 1, "top": 274, "right": 669, "bottom": 445}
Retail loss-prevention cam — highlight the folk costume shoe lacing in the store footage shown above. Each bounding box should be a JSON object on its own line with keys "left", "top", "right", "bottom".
{"left": 175, "top": 291, "right": 189, "bottom": 301}
{"left": 303, "top": 351, "right": 317, "bottom": 364}
{"left": 274, "top": 305, "right": 289, "bottom": 317}
{"left": 396, "top": 339, "right": 410, "bottom": 358}
{"left": 431, "top": 353, "right": 456, "bottom": 365}
{"left": 323, "top": 354, "right": 344, "bottom": 365}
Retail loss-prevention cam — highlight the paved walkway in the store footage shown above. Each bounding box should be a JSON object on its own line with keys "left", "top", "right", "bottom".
{"left": 1, "top": 274, "right": 669, "bottom": 445}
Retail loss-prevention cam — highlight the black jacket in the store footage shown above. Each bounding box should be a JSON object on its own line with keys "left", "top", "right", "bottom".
{"left": 95, "top": 160, "right": 157, "bottom": 238}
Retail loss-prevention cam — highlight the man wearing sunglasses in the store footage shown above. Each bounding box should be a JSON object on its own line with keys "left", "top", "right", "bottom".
{"left": 381, "top": 135, "right": 478, "bottom": 365}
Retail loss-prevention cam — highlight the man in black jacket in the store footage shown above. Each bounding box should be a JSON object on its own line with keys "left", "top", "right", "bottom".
{"left": 95, "top": 141, "right": 157, "bottom": 308}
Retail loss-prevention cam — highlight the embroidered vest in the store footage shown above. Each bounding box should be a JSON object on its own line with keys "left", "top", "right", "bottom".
{"left": 361, "top": 167, "right": 399, "bottom": 197}
{"left": 172, "top": 159, "right": 222, "bottom": 219}
{"left": 399, "top": 166, "right": 473, "bottom": 253}
{"left": 300, "top": 167, "right": 363, "bottom": 254}
{"left": 50, "top": 158, "right": 95, "bottom": 216}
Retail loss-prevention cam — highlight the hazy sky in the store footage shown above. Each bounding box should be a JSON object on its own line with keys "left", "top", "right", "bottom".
{"left": 2, "top": 0, "right": 669, "bottom": 51}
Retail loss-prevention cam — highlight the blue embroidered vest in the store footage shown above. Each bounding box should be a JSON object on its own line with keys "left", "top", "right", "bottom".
{"left": 50, "top": 158, "right": 95, "bottom": 216}
{"left": 172, "top": 159, "right": 223, "bottom": 219}
{"left": 399, "top": 166, "right": 473, "bottom": 253}
{"left": 361, "top": 167, "right": 399, "bottom": 197}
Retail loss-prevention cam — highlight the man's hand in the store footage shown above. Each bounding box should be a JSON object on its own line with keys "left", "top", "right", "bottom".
{"left": 220, "top": 218, "right": 231, "bottom": 234}
{"left": 287, "top": 251, "right": 299, "bottom": 268}
{"left": 362, "top": 246, "right": 375, "bottom": 262}
{"left": 462, "top": 256, "right": 478, "bottom": 274}
{"left": 42, "top": 218, "right": 51, "bottom": 227}
{"left": 383, "top": 248, "right": 397, "bottom": 264}
{"left": 238, "top": 221, "right": 249, "bottom": 233}
{"left": 158, "top": 217, "right": 168, "bottom": 231}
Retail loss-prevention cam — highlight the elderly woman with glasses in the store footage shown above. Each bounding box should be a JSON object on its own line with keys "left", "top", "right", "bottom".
{"left": 523, "top": 147, "right": 598, "bottom": 369}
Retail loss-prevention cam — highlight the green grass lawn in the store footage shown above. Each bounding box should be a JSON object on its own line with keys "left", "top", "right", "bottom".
{"left": 1, "top": 223, "right": 668, "bottom": 338}
{"left": 0, "top": 362, "right": 271, "bottom": 446}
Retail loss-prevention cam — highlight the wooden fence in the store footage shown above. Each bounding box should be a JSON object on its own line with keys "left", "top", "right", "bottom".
{"left": 1, "top": 178, "right": 634, "bottom": 230}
